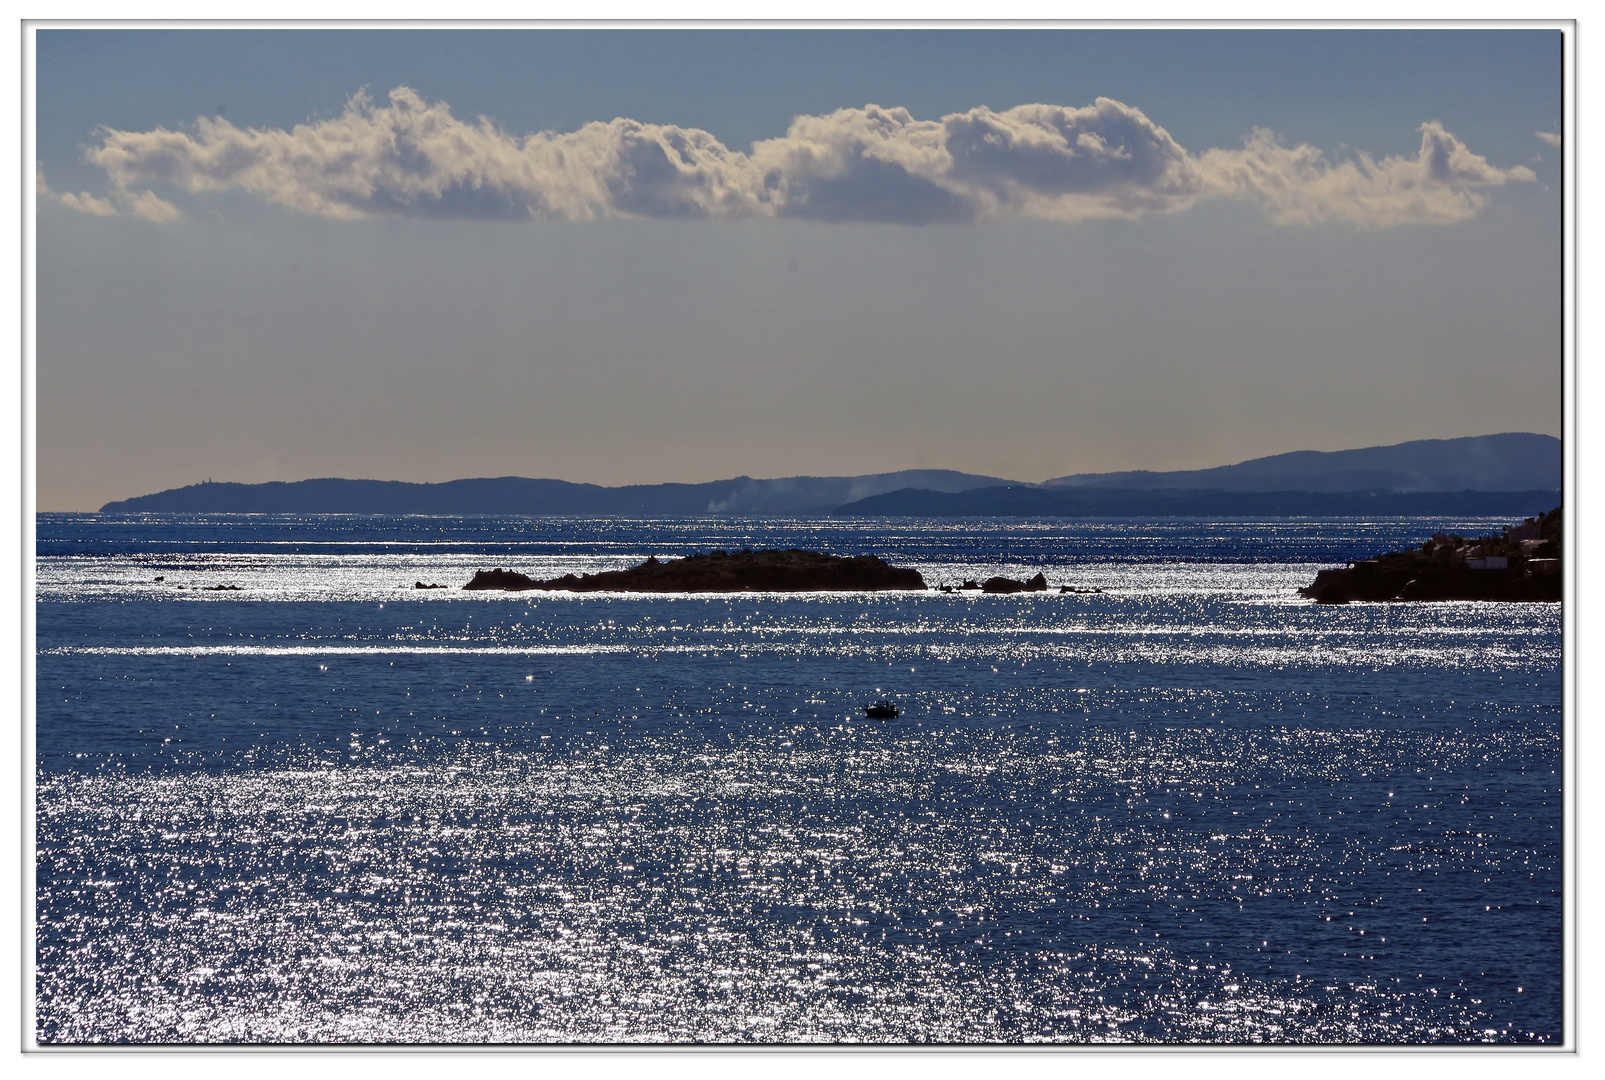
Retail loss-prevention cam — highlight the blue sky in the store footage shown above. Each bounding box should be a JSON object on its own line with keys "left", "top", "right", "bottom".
{"left": 35, "top": 28, "right": 1563, "bottom": 510}
{"left": 38, "top": 29, "right": 1560, "bottom": 177}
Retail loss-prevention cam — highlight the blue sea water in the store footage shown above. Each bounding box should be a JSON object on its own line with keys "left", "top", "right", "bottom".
{"left": 34, "top": 514, "right": 1563, "bottom": 1044}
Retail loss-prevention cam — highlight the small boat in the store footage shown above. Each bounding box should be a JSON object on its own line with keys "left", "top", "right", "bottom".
{"left": 864, "top": 700, "right": 900, "bottom": 719}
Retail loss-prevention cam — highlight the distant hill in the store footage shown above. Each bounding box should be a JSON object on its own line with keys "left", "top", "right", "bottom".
{"left": 1041, "top": 433, "right": 1560, "bottom": 493}
{"left": 97, "top": 470, "right": 1014, "bottom": 516}
{"left": 833, "top": 487, "right": 1562, "bottom": 518}
{"left": 97, "top": 433, "right": 1562, "bottom": 516}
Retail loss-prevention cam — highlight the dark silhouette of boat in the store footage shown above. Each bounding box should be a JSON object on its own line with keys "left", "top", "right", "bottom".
{"left": 864, "top": 700, "right": 900, "bottom": 719}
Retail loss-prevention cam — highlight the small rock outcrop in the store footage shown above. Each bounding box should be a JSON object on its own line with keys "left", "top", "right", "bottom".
{"left": 981, "top": 572, "right": 1049, "bottom": 594}
{"left": 463, "top": 549, "right": 926, "bottom": 593}
{"left": 1300, "top": 507, "right": 1562, "bottom": 604}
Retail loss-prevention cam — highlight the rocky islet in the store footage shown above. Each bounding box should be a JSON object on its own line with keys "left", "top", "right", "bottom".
{"left": 462, "top": 548, "right": 927, "bottom": 593}
{"left": 1300, "top": 507, "right": 1562, "bottom": 603}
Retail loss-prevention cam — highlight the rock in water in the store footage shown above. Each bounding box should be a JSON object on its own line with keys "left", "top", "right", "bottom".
{"left": 462, "top": 568, "right": 540, "bottom": 591}
{"left": 462, "top": 549, "right": 926, "bottom": 593}
{"left": 981, "top": 572, "right": 1050, "bottom": 594}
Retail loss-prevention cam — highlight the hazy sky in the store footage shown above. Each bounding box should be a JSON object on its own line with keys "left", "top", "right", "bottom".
{"left": 35, "top": 28, "right": 1563, "bottom": 511}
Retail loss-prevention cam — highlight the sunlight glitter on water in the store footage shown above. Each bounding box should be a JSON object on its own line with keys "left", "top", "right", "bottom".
{"left": 37, "top": 720, "right": 1559, "bottom": 1044}
{"left": 35, "top": 514, "right": 1562, "bottom": 1044}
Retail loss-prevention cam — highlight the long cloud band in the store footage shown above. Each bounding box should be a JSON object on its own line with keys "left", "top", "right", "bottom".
{"left": 49, "top": 86, "right": 1536, "bottom": 227}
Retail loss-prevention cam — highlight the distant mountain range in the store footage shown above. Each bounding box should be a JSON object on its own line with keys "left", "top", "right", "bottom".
{"left": 97, "top": 469, "right": 1012, "bottom": 516}
{"left": 836, "top": 433, "right": 1560, "bottom": 517}
{"left": 1040, "top": 433, "right": 1559, "bottom": 493}
{"left": 97, "top": 433, "right": 1560, "bottom": 517}
{"left": 833, "top": 488, "right": 1561, "bottom": 518}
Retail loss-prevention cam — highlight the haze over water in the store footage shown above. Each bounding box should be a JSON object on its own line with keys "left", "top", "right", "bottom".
{"left": 35, "top": 513, "right": 1562, "bottom": 1043}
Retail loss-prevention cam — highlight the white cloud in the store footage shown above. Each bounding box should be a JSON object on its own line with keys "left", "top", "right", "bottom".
{"left": 57, "top": 190, "right": 120, "bottom": 217}
{"left": 1536, "top": 130, "right": 1562, "bottom": 148}
{"left": 745, "top": 98, "right": 1207, "bottom": 223}
{"left": 1198, "top": 122, "right": 1536, "bottom": 227}
{"left": 122, "top": 189, "right": 181, "bottom": 222}
{"left": 38, "top": 166, "right": 118, "bottom": 216}
{"left": 749, "top": 105, "right": 965, "bottom": 223}
{"left": 76, "top": 87, "right": 1535, "bottom": 228}
{"left": 85, "top": 87, "right": 759, "bottom": 223}
{"left": 934, "top": 99, "right": 1206, "bottom": 221}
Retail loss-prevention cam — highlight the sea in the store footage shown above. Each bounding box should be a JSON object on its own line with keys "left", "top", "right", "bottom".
{"left": 33, "top": 513, "right": 1564, "bottom": 1045}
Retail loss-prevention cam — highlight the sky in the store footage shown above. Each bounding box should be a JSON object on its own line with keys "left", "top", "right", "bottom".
{"left": 33, "top": 28, "right": 1564, "bottom": 511}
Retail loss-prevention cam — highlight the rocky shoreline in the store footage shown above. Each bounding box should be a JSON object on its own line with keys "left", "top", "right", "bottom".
{"left": 462, "top": 548, "right": 927, "bottom": 593}
{"left": 1300, "top": 507, "right": 1561, "bottom": 604}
